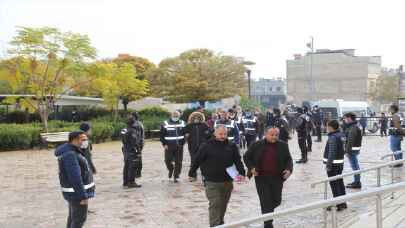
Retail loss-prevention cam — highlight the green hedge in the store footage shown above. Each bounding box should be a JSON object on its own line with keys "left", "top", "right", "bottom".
{"left": 0, "top": 114, "right": 166, "bottom": 151}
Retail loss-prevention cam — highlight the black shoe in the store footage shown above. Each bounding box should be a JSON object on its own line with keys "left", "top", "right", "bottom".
{"left": 173, "top": 177, "right": 179, "bottom": 183}
{"left": 127, "top": 182, "right": 142, "bottom": 188}
{"left": 296, "top": 159, "right": 308, "bottom": 164}
{"left": 346, "top": 182, "right": 362, "bottom": 189}
{"left": 394, "top": 164, "right": 404, "bottom": 168}
{"left": 308, "top": 149, "right": 312, "bottom": 152}
{"left": 168, "top": 169, "right": 174, "bottom": 179}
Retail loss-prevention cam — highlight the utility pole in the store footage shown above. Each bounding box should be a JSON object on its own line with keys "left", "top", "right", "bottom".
{"left": 308, "top": 36, "right": 315, "bottom": 101}
{"left": 247, "top": 69, "right": 252, "bottom": 98}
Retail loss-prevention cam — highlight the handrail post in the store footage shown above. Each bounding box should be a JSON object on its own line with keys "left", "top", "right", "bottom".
{"left": 391, "top": 156, "right": 395, "bottom": 199}
{"left": 331, "top": 206, "right": 338, "bottom": 228}
{"left": 323, "top": 182, "right": 328, "bottom": 228}
{"left": 377, "top": 168, "right": 381, "bottom": 187}
{"left": 376, "top": 194, "right": 383, "bottom": 228}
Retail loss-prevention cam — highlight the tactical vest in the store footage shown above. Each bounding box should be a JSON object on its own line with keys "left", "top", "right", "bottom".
{"left": 242, "top": 116, "right": 257, "bottom": 135}
{"left": 163, "top": 120, "right": 186, "bottom": 141}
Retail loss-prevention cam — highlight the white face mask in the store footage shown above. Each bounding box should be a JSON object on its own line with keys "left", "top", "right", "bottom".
{"left": 81, "top": 140, "right": 89, "bottom": 149}
{"left": 172, "top": 117, "right": 179, "bottom": 122}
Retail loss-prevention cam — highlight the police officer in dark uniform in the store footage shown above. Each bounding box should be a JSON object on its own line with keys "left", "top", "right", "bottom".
{"left": 242, "top": 110, "right": 259, "bottom": 147}
{"left": 214, "top": 109, "right": 240, "bottom": 145}
{"left": 324, "top": 120, "right": 347, "bottom": 211}
{"left": 230, "top": 109, "right": 246, "bottom": 149}
{"left": 296, "top": 107, "right": 309, "bottom": 163}
{"left": 160, "top": 111, "right": 186, "bottom": 183}
{"left": 121, "top": 113, "right": 144, "bottom": 188}
{"left": 303, "top": 106, "right": 313, "bottom": 152}
{"left": 273, "top": 108, "right": 290, "bottom": 143}
{"left": 312, "top": 105, "right": 323, "bottom": 142}
{"left": 55, "top": 131, "right": 95, "bottom": 228}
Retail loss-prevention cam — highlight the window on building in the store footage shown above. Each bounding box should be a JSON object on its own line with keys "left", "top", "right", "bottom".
{"left": 269, "top": 87, "right": 273, "bottom": 92}
{"left": 276, "top": 87, "right": 281, "bottom": 92}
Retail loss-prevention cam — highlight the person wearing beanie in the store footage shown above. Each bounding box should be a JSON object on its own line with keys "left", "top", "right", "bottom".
{"left": 79, "top": 122, "right": 97, "bottom": 174}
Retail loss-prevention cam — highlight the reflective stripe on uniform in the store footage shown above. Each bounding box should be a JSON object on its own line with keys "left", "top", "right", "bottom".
{"left": 228, "top": 137, "right": 235, "bottom": 140}
{"left": 245, "top": 128, "right": 256, "bottom": 131}
{"left": 163, "top": 121, "right": 185, "bottom": 128}
{"left": 323, "top": 158, "right": 344, "bottom": 164}
{"left": 61, "top": 182, "right": 95, "bottom": 193}
{"left": 164, "top": 136, "right": 185, "bottom": 140}
{"left": 351, "top": 147, "right": 361, "bottom": 150}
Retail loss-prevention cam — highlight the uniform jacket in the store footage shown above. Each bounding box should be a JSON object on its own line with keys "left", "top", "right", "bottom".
{"left": 160, "top": 119, "right": 186, "bottom": 146}
{"left": 55, "top": 143, "right": 95, "bottom": 202}
{"left": 324, "top": 130, "right": 345, "bottom": 169}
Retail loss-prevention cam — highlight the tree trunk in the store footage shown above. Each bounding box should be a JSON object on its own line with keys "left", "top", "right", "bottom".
{"left": 39, "top": 105, "right": 49, "bottom": 132}
{"left": 122, "top": 97, "right": 129, "bottom": 111}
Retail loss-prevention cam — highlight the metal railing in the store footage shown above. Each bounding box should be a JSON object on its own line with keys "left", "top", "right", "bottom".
{"left": 215, "top": 181, "right": 405, "bottom": 228}
{"left": 310, "top": 158, "right": 405, "bottom": 227}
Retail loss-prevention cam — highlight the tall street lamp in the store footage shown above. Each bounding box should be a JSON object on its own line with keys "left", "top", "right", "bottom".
{"left": 243, "top": 60, "right": 255, "bottom": 98}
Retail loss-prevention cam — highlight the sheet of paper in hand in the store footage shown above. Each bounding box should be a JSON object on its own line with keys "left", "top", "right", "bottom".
{"left": 226, "top": 164, "right": 239, "bottom": 179}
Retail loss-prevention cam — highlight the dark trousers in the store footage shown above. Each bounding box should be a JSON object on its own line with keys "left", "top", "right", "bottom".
{"left": 245, "top": 134, "right": 257, "bottom": 148}
{"left": 205, "top": 181, "right": 233, "bottom": 227}
{"left": 298, "top": 136, "right": 308, "bottom": 160}
{"left": 188, "top": 146, "right": 198, "bottom": 177}
{"left": 165, "top": 144, "right": 184, "bottom": 178}
{"left": 316, "top": 124, "right": 322, "bottom": 141}
{"left": 239, "top": 134, "right": 247, "bottom": 149}
{"left": 327, "top": 165, "right": 346, "bottom": 206}
{"left": 123, "top": 158, "right": 136, "bottom": 185}
{"left": 67, "top": 201, "right": 88, "bottom": 228}
{"left": 381, "top": 129, "right": 387, "bottom": 137}
{"left": 255, "top": 176, "right": 283, "bottom": 228}
{"left": 306, "top": 133, "right": 312, "bottom": 151}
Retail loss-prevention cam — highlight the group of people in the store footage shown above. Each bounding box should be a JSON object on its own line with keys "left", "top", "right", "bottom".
{"left": 54, "top": 103, "right": 405, "bottom": 228}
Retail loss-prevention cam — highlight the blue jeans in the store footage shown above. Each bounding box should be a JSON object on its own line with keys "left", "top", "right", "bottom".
{"left": 346, "top": 151, "right": 361, "bottom": 183}
{"left": 390, "top": 135, "right": 403, "bottom": 160}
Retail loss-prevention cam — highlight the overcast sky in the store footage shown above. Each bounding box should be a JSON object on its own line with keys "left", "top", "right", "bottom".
{"left": 0, "top": 0, "right": 404, "bottom": 78}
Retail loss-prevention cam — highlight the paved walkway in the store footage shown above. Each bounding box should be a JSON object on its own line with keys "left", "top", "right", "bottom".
{"left": 1, "top": 135, "right": 404, "bottom": 228}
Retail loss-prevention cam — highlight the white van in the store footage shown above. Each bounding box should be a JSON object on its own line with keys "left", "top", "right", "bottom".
{"left": 314, "top": 99, "right": 373, "bottom": 119}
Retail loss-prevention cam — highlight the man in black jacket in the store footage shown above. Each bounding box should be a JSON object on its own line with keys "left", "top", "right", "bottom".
{"left": 185, "top": 111, "right": 211, "bottom": 181}
{"left": 244, "top": 127, "right": 293, "bottom": 228}
{"left": 296, "top": 107, "right": 309, "bottom": 163}
{"left": 55, "top": 131, "right": 95, "bottom": 228}
{"left": 79, "top": 122, "right": 96, "bottom": 174}
{"left": 324, "top": 120, "right": 347, "bottom": 211}
{"left": 189, "top": 125, "right": 246, "bottom": 227}
{"left": 343, "top": 112, "right": 363, "bottom": 189}
{"left": 121, "top": 114, "right": 144, "bottom": 188}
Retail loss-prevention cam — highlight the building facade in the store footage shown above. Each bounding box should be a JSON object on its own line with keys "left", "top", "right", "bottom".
{"left": 287, "top": 49, "right": 381, "bottom": 105}
{"left": 251, "top": 78, "right": 287, "bottom": 108}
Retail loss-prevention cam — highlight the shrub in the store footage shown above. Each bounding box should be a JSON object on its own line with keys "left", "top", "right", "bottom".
{"left": 138, "top": 106, "right": 170, "bottom": 119}
{"left": 0, "top": 124, "right": 41, "bottom": 150}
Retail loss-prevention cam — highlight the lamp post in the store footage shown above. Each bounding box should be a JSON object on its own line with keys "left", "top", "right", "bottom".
{"left": 307, "top": 36, "right": 315, "bottom": 101}
{"left": 243, "top": 60, "right": 255, "bottom": 99}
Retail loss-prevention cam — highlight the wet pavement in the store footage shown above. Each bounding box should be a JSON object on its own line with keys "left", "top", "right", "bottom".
{"left": 1, "top": 134, "right": 404, "bottom": 228}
